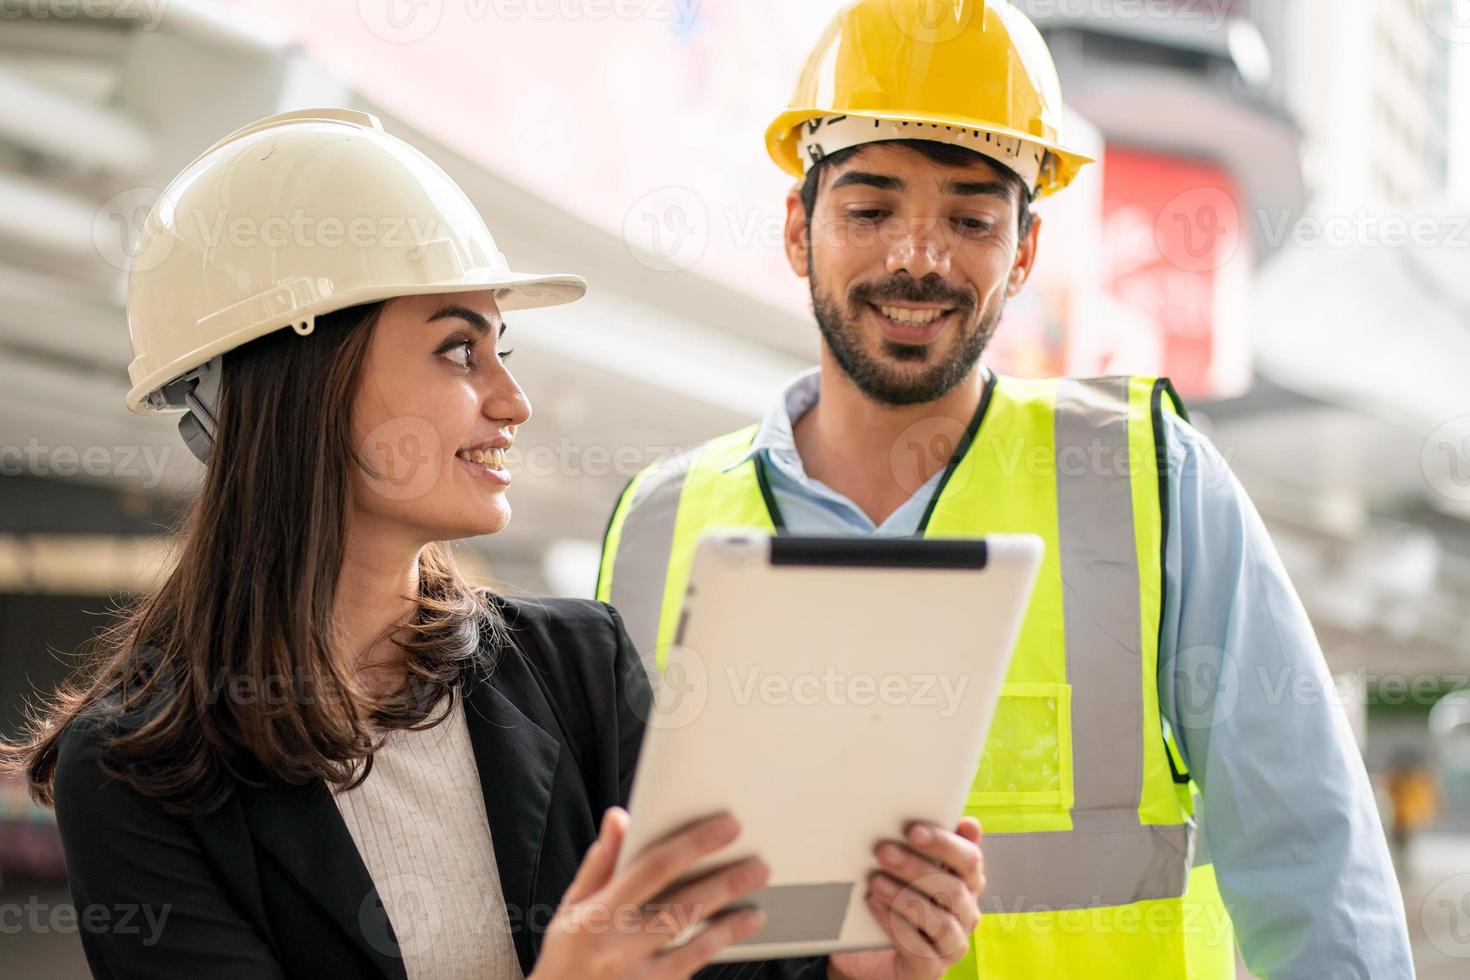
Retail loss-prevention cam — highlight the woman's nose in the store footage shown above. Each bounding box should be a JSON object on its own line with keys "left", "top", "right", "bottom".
{"left": 485, "top": 372, "right": 532, "bottom": 428}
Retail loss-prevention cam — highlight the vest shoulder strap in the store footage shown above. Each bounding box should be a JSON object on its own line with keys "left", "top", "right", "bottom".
{"left": 595, "top": 425, "right": 761, "bottom": 655}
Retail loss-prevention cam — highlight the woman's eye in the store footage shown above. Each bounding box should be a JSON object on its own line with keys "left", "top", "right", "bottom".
{"left": 497, "top": 349, "right": 514, "bottom": 362}
{"left": 442, "top": 340, "right": 475, "bottom": 369}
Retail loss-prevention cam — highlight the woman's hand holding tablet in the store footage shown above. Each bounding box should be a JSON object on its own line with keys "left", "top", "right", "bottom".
{"left": 534, "top": 807, "right": 771, "bottom": 979}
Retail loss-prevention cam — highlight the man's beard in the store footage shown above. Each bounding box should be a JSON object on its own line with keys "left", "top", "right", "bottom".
{"left": 810, "top": 267, "right": 1002, "bottom": 407}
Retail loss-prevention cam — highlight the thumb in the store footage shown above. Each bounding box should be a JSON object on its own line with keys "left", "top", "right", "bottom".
{"left": 564, "top": 806, "right": 627, "bottom": 904}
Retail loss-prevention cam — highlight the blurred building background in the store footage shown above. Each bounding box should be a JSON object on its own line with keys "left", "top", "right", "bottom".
{"left": 1, "top": 1, "right": 1467, "bottom": 976}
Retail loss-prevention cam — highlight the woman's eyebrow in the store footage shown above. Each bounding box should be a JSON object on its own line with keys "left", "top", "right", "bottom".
{"left": 428, "top": 305, "right": 505, "bottom": 338}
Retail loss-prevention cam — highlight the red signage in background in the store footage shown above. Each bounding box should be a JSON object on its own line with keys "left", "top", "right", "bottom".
{"left": 993, "top": 145, "right": 1253, "bottom": 401}
{"left": 1098, "top": 147, "right": 1252, "bottom": 400}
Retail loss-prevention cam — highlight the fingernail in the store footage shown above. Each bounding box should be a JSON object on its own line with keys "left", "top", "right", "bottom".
{"left": 910, "top": 823, "right": 934, "bottom": 844}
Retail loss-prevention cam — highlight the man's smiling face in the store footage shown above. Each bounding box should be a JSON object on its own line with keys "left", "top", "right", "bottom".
{"left": 784, "top": 141, "right": 1040, "bottom": 406}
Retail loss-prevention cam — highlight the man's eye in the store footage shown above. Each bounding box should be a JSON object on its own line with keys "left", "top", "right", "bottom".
{"left": 849, "top": 209, "right": 889, "bottom": 223}
{"left": 956, "top": 217, "right": 994, "bottom": 232}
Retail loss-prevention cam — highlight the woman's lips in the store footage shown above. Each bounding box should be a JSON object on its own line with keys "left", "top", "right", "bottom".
{"left": 456, "top": 448, "right": 511, "bottom": 486}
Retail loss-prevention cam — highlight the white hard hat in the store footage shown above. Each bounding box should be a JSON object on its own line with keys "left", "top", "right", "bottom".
{"left": 124, "top": 108, "right": 586, "bottom": 426}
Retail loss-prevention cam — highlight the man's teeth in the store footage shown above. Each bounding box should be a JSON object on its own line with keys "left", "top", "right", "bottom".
{"left": 458, "top": 448, "right": 507, "bottom": 469}
{"left": 878, "top": 305, "right": 949, "bottom": 325}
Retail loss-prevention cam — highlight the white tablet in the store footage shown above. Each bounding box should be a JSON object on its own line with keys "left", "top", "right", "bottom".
{"left": 615, "top": 530, "right": 1043, "bottom": 962}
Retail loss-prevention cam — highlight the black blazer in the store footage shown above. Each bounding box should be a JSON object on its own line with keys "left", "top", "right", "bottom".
{"left": 52, "top": 596, "right": 827, "bottom": 980}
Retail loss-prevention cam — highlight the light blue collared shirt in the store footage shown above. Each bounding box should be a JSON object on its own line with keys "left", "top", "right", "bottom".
{"left": 732, "top": 367, "right": 1413, "bottom": 979}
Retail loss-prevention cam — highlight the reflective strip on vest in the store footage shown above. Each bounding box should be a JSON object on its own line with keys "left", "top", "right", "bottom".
{"left": 598, "top": 447, "right": 699, "bottom": 667}
{"left": 974, "top": 378, "right": 1192, "bottom": 912}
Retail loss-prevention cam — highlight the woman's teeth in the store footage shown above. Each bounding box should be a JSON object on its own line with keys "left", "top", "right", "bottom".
{"left": 878, "top": 305, "right": 949, "bottom": 325}
{"left": 458, "top": 448, "right": 507, "bottom": 469}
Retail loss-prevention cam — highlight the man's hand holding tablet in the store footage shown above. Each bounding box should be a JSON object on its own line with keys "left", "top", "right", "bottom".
{"left": 829, "top": 815, "right": 985, "bottom": 980}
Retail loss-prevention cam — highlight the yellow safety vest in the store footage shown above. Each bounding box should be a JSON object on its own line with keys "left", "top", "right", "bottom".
{"left": 597, "top": 374, "right": 1237, "bottom": 979}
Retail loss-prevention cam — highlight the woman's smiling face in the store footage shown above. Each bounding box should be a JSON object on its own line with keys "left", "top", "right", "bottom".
{"left": 349, "top": 290, "right": 531, "bottom": 543}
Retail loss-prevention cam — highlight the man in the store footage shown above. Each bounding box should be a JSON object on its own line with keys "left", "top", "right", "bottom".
{"left": 599, "top": 2, "right": 1413, "bottom": 977}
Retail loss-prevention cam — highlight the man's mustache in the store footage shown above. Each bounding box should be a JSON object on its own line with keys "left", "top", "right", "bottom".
{"left": 850, "top": 276, "right": 976, "bottom": 313}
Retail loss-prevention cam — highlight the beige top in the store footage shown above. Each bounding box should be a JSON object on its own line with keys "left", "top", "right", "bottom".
{"left": 331, "top": 691, "right": 524, "bottom": 980}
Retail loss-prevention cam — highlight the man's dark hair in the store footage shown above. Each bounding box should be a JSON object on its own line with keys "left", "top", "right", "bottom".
{"left": 799, "top": 139, "right": 1036, "bottom": 239}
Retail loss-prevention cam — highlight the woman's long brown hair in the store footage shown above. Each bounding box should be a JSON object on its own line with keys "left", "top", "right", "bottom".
{"left": 1, "top": 300, "right": 505, "bottom": 815}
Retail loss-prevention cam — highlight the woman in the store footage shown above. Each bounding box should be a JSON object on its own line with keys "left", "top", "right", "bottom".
{"left": 1, "top": 109, "right": 983, "bottom": 980}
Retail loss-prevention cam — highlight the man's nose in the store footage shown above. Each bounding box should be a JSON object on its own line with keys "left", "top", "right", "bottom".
{"left": 886, "top": 220, "right": 952, "bottom": 279}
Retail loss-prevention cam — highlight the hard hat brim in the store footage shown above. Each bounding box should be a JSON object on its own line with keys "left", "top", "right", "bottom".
{"left": 454, "top": 270, "right": 588, "bottom": 313}
{"left": 765, "top": 108, "right": 1095, "bottom": 199}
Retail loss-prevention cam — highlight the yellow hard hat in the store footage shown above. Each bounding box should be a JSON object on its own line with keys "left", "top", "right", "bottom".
{"left": 765, "top": 0, "right": 1094, "bottom": 199}
{"left": 125, "top": 108, "right": 586, "bottom": 418}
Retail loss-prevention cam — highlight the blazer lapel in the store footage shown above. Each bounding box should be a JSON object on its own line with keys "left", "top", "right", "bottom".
{"left": 461, "top": 664, "right": 563, "bottom": 978}
{"left": 237, "top": 774, "right": 410, "bottom": 980}
{"left": 234, "top": 655, "right": 564, "bottom": 980}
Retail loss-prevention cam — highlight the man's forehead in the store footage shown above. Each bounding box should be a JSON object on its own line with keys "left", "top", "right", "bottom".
{"left": 822, "top": 142, "right": 1012, "bottom": 186}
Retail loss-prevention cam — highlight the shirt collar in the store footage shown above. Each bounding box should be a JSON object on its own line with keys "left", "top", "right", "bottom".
{"left": 724, "top": 364, "right": 993, "bottom": 473}
{"left": 722, "top": 367, "right": 822, "bottom": 472}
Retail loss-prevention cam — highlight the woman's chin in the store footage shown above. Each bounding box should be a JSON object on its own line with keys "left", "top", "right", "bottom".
{"left": 464, "top": 502, "right": 512, "bottom": 538}
{"left": 412, "top": 495, "right": 512, "bottom": 541}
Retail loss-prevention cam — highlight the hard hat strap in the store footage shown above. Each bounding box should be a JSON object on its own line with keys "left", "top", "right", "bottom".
{"left": 163, "top": 356, "right": 222, "bottom": 466}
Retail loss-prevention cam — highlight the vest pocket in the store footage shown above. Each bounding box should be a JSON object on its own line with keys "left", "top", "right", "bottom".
{"left": 966, "top": 682, "right": 1074, "bottom": 810}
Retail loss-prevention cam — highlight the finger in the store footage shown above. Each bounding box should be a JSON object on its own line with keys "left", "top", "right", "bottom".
{"left": 604, "top": 811, "right": 741, "bottom": 911}
{"left": 954, "top": 818, "right": 985, "bottom": 897}
{"left": 869, "top": 876, "right": 970, "bottom": 963}
{"left": 900, "top": 822, "right": 984, "bottom": 892}
{"left": 564, "top": 807, "right": 627, "bottom": 905}
{"left": 871, "top": 872, "right": 971, "bottom": 954}
{"left": 651, "top": 907, "right": 767, "bottom": 978}
{"left": 629, "top": 857, "right": 769, "bottom": 957}
{"left": 865, "top": 887, "right": 950, "bottom": 966}
{"left": 873, "top": 841, "right": 976, "bottom": 921}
